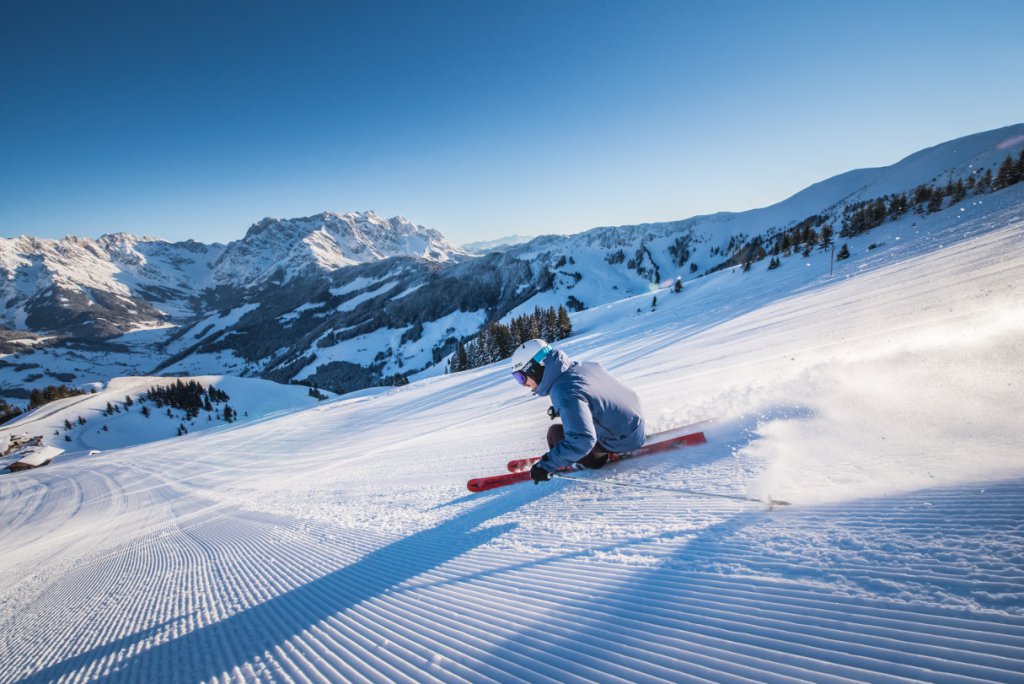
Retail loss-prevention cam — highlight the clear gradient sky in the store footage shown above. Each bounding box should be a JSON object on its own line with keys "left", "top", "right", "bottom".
{"left": 1, "top": 0, "right": 1022, "bottom": 246}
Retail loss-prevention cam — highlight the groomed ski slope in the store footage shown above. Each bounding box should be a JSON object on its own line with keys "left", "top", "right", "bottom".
{"left": 1, "top": 187, "right": 1023, "bottom": 682}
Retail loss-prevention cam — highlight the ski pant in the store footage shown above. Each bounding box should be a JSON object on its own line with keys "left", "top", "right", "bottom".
{"left": 547, "top": 423, "right": 611, "bottom": 469}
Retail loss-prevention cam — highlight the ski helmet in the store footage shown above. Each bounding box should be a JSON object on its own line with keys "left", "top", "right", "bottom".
{"left": 510, "top": 338, "right": 552, "bottom": 385}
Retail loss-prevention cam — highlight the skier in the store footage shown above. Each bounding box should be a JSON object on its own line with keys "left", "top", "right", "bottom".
{"left": 510, "top": 338, "right": 645, "bottom": 484}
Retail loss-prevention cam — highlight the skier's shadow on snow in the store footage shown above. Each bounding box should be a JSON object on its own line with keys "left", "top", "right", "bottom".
{"left": 18, "top": 485, "right": 554, "bottom": 684}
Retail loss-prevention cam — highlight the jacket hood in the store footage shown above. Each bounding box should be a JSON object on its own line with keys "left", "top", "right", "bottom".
{"left": 535, "top": 349, "right": 573, "bottom": 397}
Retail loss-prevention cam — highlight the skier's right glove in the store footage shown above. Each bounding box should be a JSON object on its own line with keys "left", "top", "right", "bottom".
{"left": 530, "top": 461, "right": 553, "bottom": 484}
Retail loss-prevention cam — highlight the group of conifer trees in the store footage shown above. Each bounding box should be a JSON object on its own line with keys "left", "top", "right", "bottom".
{"left": 27, "top": 384, "right": 85, "bottom": 410}
{"left": 0, "top": 399, "right": 23, "bottom": 426}
{"left": 723, "top": 150, "right": 1024, "bottom": 273}
{"left": 145, "top": 379, "right": 233, "bottom": 421}
{"left": 842, "top": 150, "right": 1024, "bottom": 238}
{"left": 449, "top": 305, "right": 573, "bottom": 373}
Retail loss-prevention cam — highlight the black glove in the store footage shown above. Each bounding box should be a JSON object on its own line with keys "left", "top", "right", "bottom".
{"left": 530, "top": 461, "right": 553, "bottom": 484}
{"left": 547, "top": 406, "right": 560, "bottom": 420}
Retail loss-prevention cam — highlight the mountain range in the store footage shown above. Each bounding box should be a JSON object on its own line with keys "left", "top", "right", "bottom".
{"left": 1, "top": 124, "right": 1022, "bottom": 399}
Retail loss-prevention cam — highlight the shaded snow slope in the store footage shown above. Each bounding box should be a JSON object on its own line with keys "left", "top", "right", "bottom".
{"left": 0, "top": 192, "right": 1022, "bottom": 682}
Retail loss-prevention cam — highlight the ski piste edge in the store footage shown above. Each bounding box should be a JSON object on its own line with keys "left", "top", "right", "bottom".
{"left": 467, "top": 430, "right": 707, "bottom": 493}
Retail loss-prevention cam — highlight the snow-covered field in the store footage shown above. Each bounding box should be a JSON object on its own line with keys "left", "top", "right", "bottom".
{"left": 1, "top": 188, "right": 1023, "bottom": 682}
{"left": 0, "top": 375, "right": 329, "bottom": 456}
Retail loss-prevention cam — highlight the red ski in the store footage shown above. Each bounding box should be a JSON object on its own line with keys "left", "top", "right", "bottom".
{"left": 505, "top": 430, "right": 706, "bottom": 473}
{"left": 466, "top": 470, "right": 534, "bottom": 492}
{"left": 467, "top": 430, "right": 707, "bottom": 493}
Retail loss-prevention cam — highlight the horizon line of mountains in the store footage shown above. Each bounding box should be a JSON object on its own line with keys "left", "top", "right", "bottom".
{"left": 1, "top": 123, "right": 1022, "bottom": 397}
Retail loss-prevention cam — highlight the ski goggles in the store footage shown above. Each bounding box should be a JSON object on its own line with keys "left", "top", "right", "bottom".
{"left": 511, "top": 345, "right": 552, "bottom": 385}
{"left": 511, "top": 367, "right": 534, "bottom": 386}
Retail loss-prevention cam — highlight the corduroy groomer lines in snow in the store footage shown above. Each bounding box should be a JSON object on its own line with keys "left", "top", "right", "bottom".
{"left": 1, "top": 187, "right": 1023, "bottom": 681}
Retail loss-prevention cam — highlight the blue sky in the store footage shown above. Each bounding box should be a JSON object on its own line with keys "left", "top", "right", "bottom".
{"left": 1, "top": 0, "right": 1022, "bottom": 246}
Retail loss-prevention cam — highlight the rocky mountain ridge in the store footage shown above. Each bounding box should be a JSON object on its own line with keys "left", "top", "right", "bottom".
{"left": 0, "top": 211, "right": 468, "bottom": 338}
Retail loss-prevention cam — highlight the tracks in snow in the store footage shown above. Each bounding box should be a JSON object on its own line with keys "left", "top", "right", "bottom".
{"left": 2, "top": 475, "right": 1022, "bottom": 683}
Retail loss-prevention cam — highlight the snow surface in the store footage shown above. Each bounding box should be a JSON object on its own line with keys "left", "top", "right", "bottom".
{"left": 0, "top": 376, "right": 330, "bottom": 458}
{"left": 1, "top": 189, "right": 1023, "bottom": 682}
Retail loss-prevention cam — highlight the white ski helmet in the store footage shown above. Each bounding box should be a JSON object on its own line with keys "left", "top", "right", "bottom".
{"left": 510, "top": 338, "right": 552, "bottom": 385}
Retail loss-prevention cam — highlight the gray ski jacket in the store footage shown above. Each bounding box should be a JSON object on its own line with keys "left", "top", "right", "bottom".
{"left": 534, "top": 349, "right": 645, "bottom": 472}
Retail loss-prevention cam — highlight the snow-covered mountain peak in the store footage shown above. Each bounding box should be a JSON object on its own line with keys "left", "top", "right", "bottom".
{"left": 463, "top": 234, "right": 536, "bottom": 254}
{"left": 212, "top": 210, "right": 471, "bottom": 286}
{"left": 0, "top": 232, "right": 228, "bottom": 336}
{"left": 0, "top": 209, "right": 469, "bottom": 338}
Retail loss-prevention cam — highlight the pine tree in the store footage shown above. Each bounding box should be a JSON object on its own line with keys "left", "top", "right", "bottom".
{"left": 451, "top": 342, "right": 468, "bottom": 372}
{"left": 489, "top": 321, "right": 514, "bottom": 359}
{"left": 977, "top": 169, "right": 993, "bottom": 193}
{"left": 887, "top": 194, "right": 908, "bottom": 220}
{"left": 836, "top": 244, "right": 851, "bottom": 261}
{"left": 64, "top": 419, "right": 73, "bottom": 430}
{"left": 547, "top": 306, "right": 559, "bottom": 340}
{"left": 673, "top": 277, "right": 683, "bottom": 293}
{"left": 952, "top": 179, "right": 967, "bottom": 204}
{"left": 556, "top": 306, "right": 572, "bottom": 339}
{"left": 913, "top": 184, "right": 932, "bottom": 206}
{"left": 141, "top": 405, "right": 150, "bottom": 418}
{"left": 995, "top": 155, "right": 1017, "bottom": 190}
{"left": 527, "top": 312, "right": 542, "bottom": 340}
{"left": 819, "top": 225, "right": 834, "bottom": 250}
